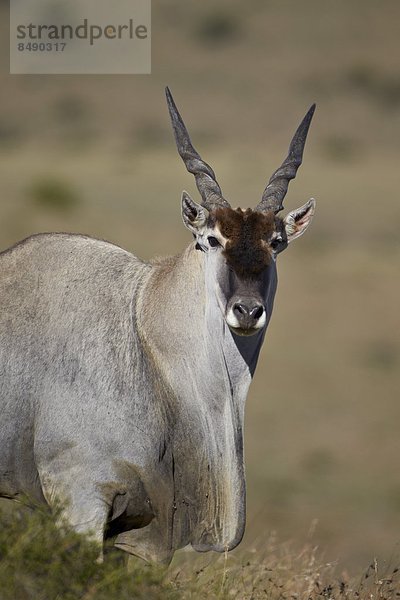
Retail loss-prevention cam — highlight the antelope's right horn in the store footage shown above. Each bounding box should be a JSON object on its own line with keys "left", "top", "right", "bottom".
{"left": 166, "top": 87, "right": 230, "bottom": 211}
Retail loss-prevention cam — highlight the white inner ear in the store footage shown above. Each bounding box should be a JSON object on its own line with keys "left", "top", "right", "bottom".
{"left": 190, "top": 211, "right": 208, "bottom": 229}
{"left": 284, "top": 198, "right": 316, "bottom": 243}
{"left": 181, "top": 191, "right": 209, "bottom": 234}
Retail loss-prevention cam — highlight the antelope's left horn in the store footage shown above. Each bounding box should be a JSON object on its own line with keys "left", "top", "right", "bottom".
{"left": 256, "top": 104, "right": 316, "bottom": 214}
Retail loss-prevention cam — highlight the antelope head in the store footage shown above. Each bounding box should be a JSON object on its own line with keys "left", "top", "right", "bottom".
{"left": 166, "top": 87, "right": 316, "bottom": 337}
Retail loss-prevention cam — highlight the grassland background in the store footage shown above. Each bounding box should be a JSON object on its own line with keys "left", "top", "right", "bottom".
{"left": 0, "top": 0, "right": 399, "bottom": 577}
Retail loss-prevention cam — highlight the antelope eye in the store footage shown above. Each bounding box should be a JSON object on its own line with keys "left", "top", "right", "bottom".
{"left": 208, "top": 236, "right": 221, "bottom": 248}
{"left": 270, "top": 237, "right": 283, "bottom": 250}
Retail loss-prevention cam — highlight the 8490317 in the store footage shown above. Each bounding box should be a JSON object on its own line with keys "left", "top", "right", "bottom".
{"left": 17, "top": 42, "right": 66, "bottom": 52}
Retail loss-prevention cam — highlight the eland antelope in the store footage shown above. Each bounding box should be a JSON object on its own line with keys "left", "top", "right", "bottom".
{"left": 0, "top": 88, "right": 316, "bottom": 563}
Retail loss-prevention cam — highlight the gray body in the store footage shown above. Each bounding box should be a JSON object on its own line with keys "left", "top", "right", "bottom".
{"left": 0, "top": 233, "right": 272, "bottom": 562}
{"left": 0, "top": 89, "right": 316, "bottom": 563}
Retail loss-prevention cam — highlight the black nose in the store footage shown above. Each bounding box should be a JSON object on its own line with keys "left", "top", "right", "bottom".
{"left": 233, "top": 302, "right": 264, "bottom": 329}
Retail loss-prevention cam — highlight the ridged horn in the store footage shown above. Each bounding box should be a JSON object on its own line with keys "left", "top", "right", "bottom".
{"left": 165, "top": 87, "right": 230, "bottom": 211}
{"left": 256, "top": 104, "right": 316, "bottom": 214}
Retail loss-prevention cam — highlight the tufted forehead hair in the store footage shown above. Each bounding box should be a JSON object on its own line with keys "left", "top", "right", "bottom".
{"left": 212, "top": 207, "right": 284, "bottom": 277}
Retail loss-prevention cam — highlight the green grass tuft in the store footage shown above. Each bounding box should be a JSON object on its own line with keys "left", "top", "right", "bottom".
{"left": 0, "top": 501, "right": 176, "bottom": 600}
{"left": 28, "top": 177, "right": 80, "bottom": 212}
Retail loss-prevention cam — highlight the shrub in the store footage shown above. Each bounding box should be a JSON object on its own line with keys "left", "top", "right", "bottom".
{"left": 195, "top": 11, "right": 240, "bottom": 45}
{"left": 28, "top": 177, "right": 80, "bottom": 211}
{"left": 0, "top": 501, "right": 176, "bottom": 600}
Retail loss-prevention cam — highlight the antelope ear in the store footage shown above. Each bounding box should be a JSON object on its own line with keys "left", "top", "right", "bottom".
{"left": 181, "top": 191, "right": 209, "bottom": 234}
{"left": 284, "top": 198, "right": 316, "bottom": 243}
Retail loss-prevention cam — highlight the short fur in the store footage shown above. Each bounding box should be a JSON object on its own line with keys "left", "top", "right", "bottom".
{"left": 214, "top": 208, "right": 281, "bottom": 277}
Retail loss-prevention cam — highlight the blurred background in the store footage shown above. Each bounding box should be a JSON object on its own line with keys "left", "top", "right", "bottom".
{"left": 0, "top": 0, "right": 399, "bottom": 572}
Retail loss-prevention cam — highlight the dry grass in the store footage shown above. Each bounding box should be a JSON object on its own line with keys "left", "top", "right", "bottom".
{"left": 1, "top": 502, "right": 399, "bottom": 599}
{"left": 171, "top": 540, "right": 400, "bottom": 599}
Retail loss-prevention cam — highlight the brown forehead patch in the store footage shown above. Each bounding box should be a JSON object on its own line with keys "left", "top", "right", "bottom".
{"left": 213, "top": 207, "right": 279, "bottom": 277}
